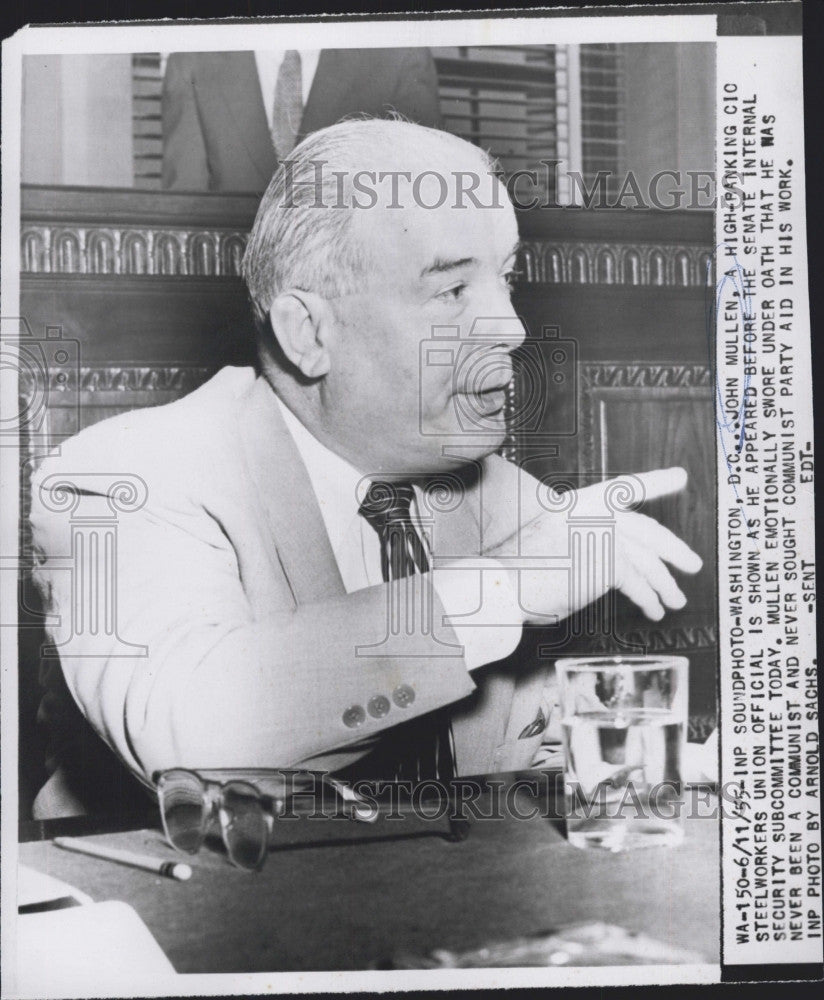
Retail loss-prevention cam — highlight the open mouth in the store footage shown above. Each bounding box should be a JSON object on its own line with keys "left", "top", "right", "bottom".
{"left": 458, "top": 384, "right": 510, "bottom": 417}
{"left": 474, "top": 387, "right": 508, "bottom": 415}
{"left": 455, "top": 356, "right": 513, "bottom": 420}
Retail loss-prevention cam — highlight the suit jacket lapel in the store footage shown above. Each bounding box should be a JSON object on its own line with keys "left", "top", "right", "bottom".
{"left": 298, "top": 50, "right": 361, "bottom": 143}
{"left": 237, "top": 375, "right": 345, "bottom": 604}
{"left": 213, "top": 52, "right": 278, "bottom": 187}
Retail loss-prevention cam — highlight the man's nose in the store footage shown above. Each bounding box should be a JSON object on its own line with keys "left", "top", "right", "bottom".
{"left": 466, "top": 305, "right": 527, "bottom": 353}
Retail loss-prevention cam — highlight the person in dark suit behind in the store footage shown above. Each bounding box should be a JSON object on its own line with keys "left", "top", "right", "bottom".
{"left": 162, "top": 48, "right": 444, "bottom": 192}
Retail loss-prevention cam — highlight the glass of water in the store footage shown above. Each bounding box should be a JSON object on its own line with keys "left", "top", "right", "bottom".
{"left": 556, "top": 655, "right": 688, "bottom": 852}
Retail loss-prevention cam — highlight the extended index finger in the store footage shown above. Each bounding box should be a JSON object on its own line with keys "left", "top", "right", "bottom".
{"left": 576, "top": 467, "right": 688, "bottom": 513}
{"left": 633, "top": 467, "right": 688, "bottom": 503}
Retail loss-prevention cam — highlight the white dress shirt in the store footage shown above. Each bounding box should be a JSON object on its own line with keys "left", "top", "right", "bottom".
{"left": 254, "top": 50, "right": 321, "bottom": 130}
{"left": 275, "top": 397, "right": 522, "bottom": 672}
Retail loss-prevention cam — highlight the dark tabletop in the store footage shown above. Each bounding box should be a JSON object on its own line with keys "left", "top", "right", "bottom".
{"left": 19, "top": 775, "right": 720, "bottom": 973}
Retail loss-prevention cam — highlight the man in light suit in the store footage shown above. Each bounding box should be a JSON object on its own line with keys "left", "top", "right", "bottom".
{"left": 162, "top": 48, "right": 443, "bottom": 192}
{"left": 30, "top": 119, "right": 701, "bottom": 817}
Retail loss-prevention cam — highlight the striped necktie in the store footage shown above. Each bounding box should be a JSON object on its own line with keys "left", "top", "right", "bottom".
{"left": 358, "top": 481, "right": 456, "bottom": 782}
{"left": 271, "top": 50, "right": 303, "bottom": 159}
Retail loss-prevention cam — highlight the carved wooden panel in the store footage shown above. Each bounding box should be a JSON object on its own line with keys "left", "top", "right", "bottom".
{"left": 579, "top": 362, "right": 716, "bottom": 626}
{"left": 518, "top": 240, "right": 712, "bottom": 288}
{"left": 21, "top": 223, "right": 250, "bottom": 277}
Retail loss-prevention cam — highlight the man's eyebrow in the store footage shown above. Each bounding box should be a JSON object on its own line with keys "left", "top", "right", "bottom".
{"left": 420, "top": 256, "right": 477, "bottom": 278}
{"left": 420, "top": 241, "right": 522, "bottom": 279}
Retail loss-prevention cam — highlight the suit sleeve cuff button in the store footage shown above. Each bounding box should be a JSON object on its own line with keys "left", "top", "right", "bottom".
{"left": 367, "top": 695, "right": 391, "bottom": 718}
{"left": 342, "top": 705, "right": 366, "bottom": 728}
{"left": 392, "top": 684, "right": 415, "bottom": 708}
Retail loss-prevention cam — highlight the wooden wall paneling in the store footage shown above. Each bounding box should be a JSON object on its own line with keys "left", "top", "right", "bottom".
{"left": 19, "top": 276, "right": 256, "bottom": 367}
{"left": 580, "top": 370, "right": 716, "bottom": 622}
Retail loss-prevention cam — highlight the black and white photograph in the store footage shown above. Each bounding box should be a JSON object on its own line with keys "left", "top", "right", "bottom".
{"left": 0, "top": 3, "right": 819, "bottom": 995}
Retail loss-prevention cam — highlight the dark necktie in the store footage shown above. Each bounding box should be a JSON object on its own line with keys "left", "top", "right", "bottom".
{"left": 358, "top": 481, "right": 456, "bottom": 782}
{"left": 271, "top": 50, "right": 302, "bottom": 159}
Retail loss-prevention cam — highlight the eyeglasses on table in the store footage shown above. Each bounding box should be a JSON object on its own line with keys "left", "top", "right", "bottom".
{"left": 154, "top": 768, "right": 385, "bottom": 871}
{"left": 154, "top": 768, "right": 470, "bottom": 871}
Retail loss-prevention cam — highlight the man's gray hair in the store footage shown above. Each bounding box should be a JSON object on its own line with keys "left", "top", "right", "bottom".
{"left": 241, "top": 117, "right": 499, "bottom": 329}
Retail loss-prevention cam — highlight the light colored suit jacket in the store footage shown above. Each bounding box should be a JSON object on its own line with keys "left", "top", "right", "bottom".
{"left": 30, "top": 368, "right": 555, "bottom": 815}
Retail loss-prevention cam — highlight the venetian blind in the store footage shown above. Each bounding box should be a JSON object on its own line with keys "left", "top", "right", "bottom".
{"left": 579, "top": 43, "right": 626, "bottom": 199}
{"left": 132, "top": 53, "right": 164, "bottom": 189}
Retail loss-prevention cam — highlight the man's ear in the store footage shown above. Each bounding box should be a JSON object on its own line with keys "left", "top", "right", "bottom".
{"left": 268, "top": 291, "right": 333, "bottom": 378}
